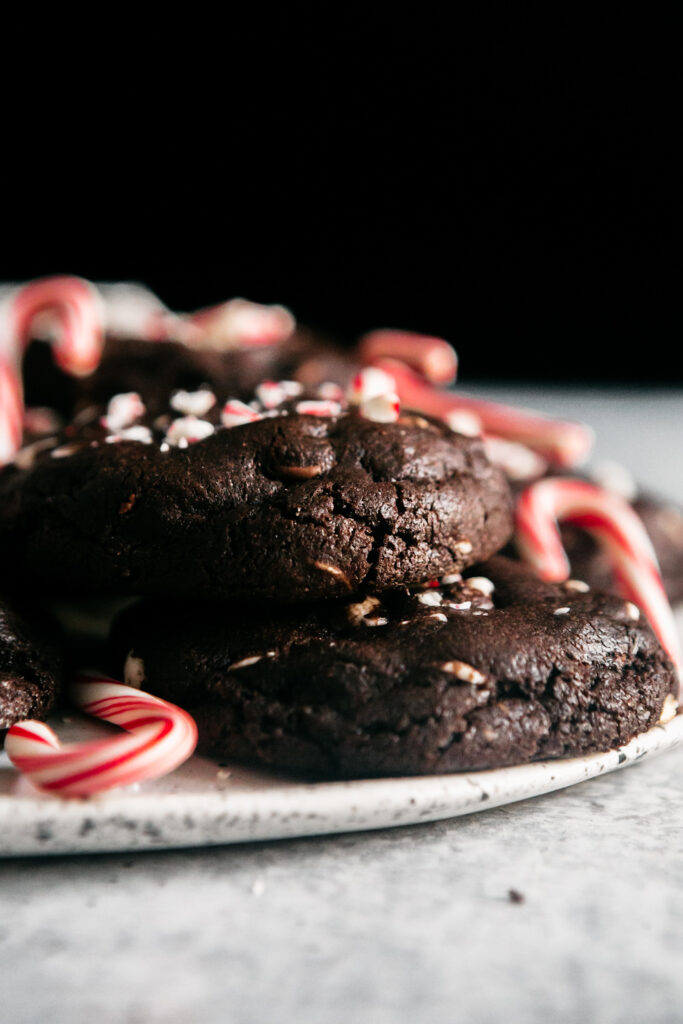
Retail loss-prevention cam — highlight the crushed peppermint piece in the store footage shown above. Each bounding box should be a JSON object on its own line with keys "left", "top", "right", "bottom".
{"left": 554, "top": 607, "right": 571, "bottom": 616}
{"left": 454, "top": 540, "right": 473, "bottom": 555}
{"left": 318, "top": 381, "right": 345, "bottom": 402}
{"left": 348, "top": 367, "right": 397, "bottom": 405}
{"left": 441, "top": 660, "right": 486, "bottom": 684}
{"left": 417, "top": 591, "right": 443, "bottom": 607}
{"left": 359, "top": 392, "right": 400, "bottom": 423}
{"left": 564, "top": 579, "right": 590, "bottom": 592}
{"left": 466, "top": 576, "right": 495, "bottom": 596}
{"left": 295, "top": 400, "right": 343, "bottom": 417}
{"left": 429, "top": 612, "right": 448, "bottom": 622}
{"left": 170, "top": 388, "right": 216, "bottom": 417}
{"left": 445, "top": 410, "right": 482, "bottom": 437}
{"left": 106, "top": 425, "right": 153, "bottom": 444}
{"left": 624, "top": 602, "right": 641, "bottom": 621}
{"left": 347, "top": 595, "right": 382, "bottom": 625}
{"left": 103, "top": 392, "right": 145, "bottom": 432}
{"left": 445, "top": 600, "right": 472, "bottom": 610}
{"left": 165, "top": 416, "right": 215, "bottom": 445}
{"left": 255, "top": 381, "right": 289, "bottom": 409}
{"left": 659, "top": 693, "right": 679, "bottom": 724}
{"left": 441, "top": 573, "right": 462, "bottom": 585}
{"left": 280, "top": 380, "right": 304, "bottom": 397}
{"left": 229, "top": 655, "right": 263, "bottom": 670}
{"left": 221, "top": 400, "right": 262, "bottom": 428}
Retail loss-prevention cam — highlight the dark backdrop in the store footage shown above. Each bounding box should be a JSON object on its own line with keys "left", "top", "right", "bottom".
{"left": 2, "top": 20, "right": 678, "bottom": 382}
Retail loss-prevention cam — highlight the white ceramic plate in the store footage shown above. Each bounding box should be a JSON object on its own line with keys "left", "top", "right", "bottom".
{"left": 1, "top": 711, "right": 681, "bottom": 856}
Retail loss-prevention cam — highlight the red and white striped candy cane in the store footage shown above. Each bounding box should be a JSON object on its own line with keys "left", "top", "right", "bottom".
{"left": 0, "top": 355, "right": 23, "bottom": 465}
{"left": 515, "top": 477, "right": 682, "bottom": 681}
{"left": 0, "top": 275, "right": 107, "bottom": 464}
{"left": 186, "top": 297, "right": 296, "bottom": 349}
{"left": 8, "top": 275, "right": 105, "bottom": 376}
{"left": 357, "top": 329, "right": 458, "bottom": 384}
{"left": 5, "top": 674, "right": 198, "bottom": 798}
{"left": 369, "top": 359, "right": 593, "bottom": 468}
{"left": 96, "top": 282, "right": 190, "bottom": 343}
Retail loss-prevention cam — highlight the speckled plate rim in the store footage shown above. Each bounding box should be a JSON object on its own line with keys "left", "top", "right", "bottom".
{"left": 1, "top": 713, "right": 681, "bottom": 856}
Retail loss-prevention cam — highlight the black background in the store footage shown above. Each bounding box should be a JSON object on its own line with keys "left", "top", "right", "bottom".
{"left": 2, "top": 18, "right": 678, "bottom": 382}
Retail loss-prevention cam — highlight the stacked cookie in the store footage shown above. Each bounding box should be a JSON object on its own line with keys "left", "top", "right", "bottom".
{"left": 1, "top": 367, "right": 677, "bottom": 779}
{"left": 0, "top": 278, "right": 679, "bottom": 781}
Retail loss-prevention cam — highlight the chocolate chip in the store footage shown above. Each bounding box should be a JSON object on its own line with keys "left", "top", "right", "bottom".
{"left": 274, "top": 464, "right": 323, "bottom": 480}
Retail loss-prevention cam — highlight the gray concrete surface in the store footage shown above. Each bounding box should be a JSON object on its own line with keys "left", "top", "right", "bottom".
{"left": 2, "top": 388, "right": 682, "bottom": 1024}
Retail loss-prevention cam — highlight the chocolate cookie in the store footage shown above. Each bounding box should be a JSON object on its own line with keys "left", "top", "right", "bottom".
{"left": 0, "top": 387, "right": 513, "bottom": 602}
{"left": 22, "top": 328, "right": 354, "bottom": 423}
{"left": 0, "top": 599, "right": 63, "bottom": 735}
{"left": 110, "top": 557, "right": 676, "bottom": 777}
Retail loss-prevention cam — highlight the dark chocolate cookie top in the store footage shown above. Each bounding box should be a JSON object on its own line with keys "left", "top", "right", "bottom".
{"left": 0, "top": 382, "right": 513, "bottom": 603}
{"left": 0, "top": 598, "right": 63, "bottom": 734}
{"left": 111, "top": 556, "right": 677, "bottom": 777}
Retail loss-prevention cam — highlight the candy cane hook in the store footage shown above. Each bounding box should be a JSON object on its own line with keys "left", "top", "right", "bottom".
{"left": 5, "top": 674, "right": 198, "bottom": 798}
{"left": 8, "top": 275, "right": 105, "bottom": 376}
{"left": 515, "top": 477, "right": 682, "bottom": 681}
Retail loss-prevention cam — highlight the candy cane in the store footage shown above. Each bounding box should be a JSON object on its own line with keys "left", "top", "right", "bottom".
{"left": 185, "top": 297, "right": 296, "bottom": 349}
{"left": 8, "top": 276, "right": 105, "bottom": 376}
{"left": 357, "top": 329, "right": 458, "bottom": 384}
{"left": 515, "top": 477, "right": 682, "bottom": 681}
{"left": 5, "top": 675, "right": 197, "bottom": 798}
{"left": 369, "top": 359, "right": 593, "bottom": 468}
{"left": 96, "top": 282, "right": 190, "bottom": 343}
{"left": 0, "top": 355, "right": 23, "bottom": 465}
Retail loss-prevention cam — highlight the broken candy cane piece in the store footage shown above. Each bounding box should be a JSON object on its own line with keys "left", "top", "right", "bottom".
{"left": 7, "top": 275, "right": 105, "bottom": 376}
{"left": 5, "top": 675, "right": 198, "bottom": 797}
{"left": 221, "top": 400, "right": 263, "bottom": 428}
{"left": 185, "top": 298, "right": 296, "bottom": 350}
{"left": 359, "top": 392, "right": 400, "bottom": 423}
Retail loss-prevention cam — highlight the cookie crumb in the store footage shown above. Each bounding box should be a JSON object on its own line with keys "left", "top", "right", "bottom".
{"left": 119, "top": 494, "right": 137, "bottom": 515}
{"left": 508, "top": 889, "right": 525, "bottom": 904}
